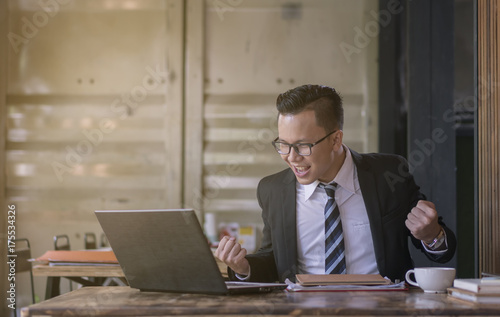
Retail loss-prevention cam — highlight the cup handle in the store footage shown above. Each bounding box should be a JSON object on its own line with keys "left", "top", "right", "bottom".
{"left": 405, "top": 269, "right": 419, "bottom": 287}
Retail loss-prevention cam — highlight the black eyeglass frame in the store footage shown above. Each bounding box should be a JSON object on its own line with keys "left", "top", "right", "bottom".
{"left": 271, "top": 130, "right": 338, "bottom": 156}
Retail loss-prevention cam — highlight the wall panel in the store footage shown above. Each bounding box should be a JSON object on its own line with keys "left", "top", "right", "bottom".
{"left": 201, "top": 0, "right": 379, "bottom": 242}
{"left": 5, "top": 0, "right": 183, "bottom": 302}
{"left": 478, "top": 0, "right": 500, "bottom": 275}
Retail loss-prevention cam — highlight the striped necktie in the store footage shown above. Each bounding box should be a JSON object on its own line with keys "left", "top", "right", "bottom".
{"left": 320, "top": 182, "right": 346, "bottom": 274}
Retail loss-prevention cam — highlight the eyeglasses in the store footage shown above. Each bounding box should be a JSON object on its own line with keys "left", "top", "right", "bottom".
{"left": 271, "top": 130, "right": 337, "bottom": 156}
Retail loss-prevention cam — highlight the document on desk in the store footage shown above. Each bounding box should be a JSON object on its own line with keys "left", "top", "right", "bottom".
{"left": 296, "top": 274, "right": 391, "bottom": 286}
{"left": 286, "top": 279, "right": 407, "bottom": 292}
{"left": 32, "top": 250, "right": 119, "bottom": 266}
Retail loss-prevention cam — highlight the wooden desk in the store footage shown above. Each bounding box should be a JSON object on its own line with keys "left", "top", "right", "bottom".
{"left": 32, "top": 260, "right": 227, "bottom": 300}
{"left": 21, "top": 286, "right": 500, "bottom": 317}
{"left": 32, "top": 265, "right": 125, "bottom": 299}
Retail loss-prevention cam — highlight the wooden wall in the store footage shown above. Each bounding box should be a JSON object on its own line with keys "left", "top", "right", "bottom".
{"left": 1, "top": 0, "right": 379, "bottom": 307}
{"left": 3, "top": 0, "right": 185, "bottom": 310}
{"left": 198, "top": 0, "right": 379, "bottom": 237}
{"left": 478, "top": 0, "right": 500, "bottom": 275}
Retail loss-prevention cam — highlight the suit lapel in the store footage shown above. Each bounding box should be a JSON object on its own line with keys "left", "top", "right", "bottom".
{"left": 280, "top": 169, "right": 298, "bottom": 276}
{"left": 350, "top": 150, "right": 386, "bottom": 274}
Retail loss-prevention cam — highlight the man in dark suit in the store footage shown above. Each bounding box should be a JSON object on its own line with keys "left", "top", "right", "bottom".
{"left": 215, "top": 84, "right": 456, "bottom": 283}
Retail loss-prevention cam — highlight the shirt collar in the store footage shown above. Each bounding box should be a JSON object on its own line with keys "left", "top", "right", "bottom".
{"left": 302, "top": 145, "right": 356, "bottom": 201}
{"left": 332, "top": 145, "right": 356, "bottom": 194}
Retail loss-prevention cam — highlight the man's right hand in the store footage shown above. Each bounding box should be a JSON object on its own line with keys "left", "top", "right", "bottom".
{"left": 214, "top": 236, "right": 250, "bottom": 276}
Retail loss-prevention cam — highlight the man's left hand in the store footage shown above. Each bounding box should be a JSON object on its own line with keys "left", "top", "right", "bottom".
{"left": 405, "top": 200, "right": 442, "bottom": 244}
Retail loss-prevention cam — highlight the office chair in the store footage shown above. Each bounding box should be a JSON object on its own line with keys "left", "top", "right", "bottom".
{"left": 97, "top": 233, "right": 127, "bottom": 286}
{"left": 100, "top": 233, "right": 109, "bottom": 248}
{"left": 84, "top": 232, "right": 101, "bottom": 284}
{"left": 84, "top": 232, "right": 97, "bottom": 250}
{"left": 53, "top": 234, "right": 72, "bottom": 291}
{"left": 53, "top": 234, "right": 70, "bottom": 251}
{"left": 11, "top": 238, "right": 35, "bottom": 317}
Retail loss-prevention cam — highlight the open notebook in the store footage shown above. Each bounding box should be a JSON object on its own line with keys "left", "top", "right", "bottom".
{"left": 95, "top": 209, "right": 286, "bottom": 295}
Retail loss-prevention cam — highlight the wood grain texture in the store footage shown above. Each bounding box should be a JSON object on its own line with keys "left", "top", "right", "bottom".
{"left": 478, "top": 0, "right": 500, "bottom": 276}
{"left": 32, "top": 265, "right": 124, "bottom": 278}
{"left": 21, "top": 286, "right": 500, "bottom": 317}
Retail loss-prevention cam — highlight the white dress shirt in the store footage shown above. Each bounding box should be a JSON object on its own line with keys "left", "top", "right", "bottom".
{"left": 296, "top": 146, "right": 379, "bottom": 274}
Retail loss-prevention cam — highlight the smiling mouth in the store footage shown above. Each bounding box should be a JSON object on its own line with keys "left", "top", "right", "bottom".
{"left": 293, "top": 166, "right": 310, "bottom": 176}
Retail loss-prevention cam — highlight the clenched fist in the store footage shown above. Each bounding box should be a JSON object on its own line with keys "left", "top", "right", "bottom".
{"left": 405, "top": 200, "right": 442, "bottom": 244}
{"left": 214, "top": 236, "right": 250, "bottom": 276}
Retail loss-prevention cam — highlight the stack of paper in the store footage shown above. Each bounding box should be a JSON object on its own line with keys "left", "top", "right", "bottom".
{"left": 448, "top": 278, "right": 500, "bottom": 304}
{"left": 296, "top": 274, "right": 391, "bottom": 286}
{"left": 286, "top": 274, "right": 406, "bottom": 292}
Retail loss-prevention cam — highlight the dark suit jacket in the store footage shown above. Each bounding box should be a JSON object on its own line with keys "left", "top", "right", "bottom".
{"left": 228, "top": 150, "right": 456, "bottom": 283}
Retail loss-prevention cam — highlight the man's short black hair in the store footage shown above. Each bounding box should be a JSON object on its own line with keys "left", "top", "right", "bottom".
{"left": 276, "top": 84, "right": 344, "bottom": 132}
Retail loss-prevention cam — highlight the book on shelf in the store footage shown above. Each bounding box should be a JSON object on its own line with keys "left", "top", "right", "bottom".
{"left": 453, "top": 278, "right": 500, "bottom": 294}
{"left": 448, "top": 287, "right": 500, "bottom": 304}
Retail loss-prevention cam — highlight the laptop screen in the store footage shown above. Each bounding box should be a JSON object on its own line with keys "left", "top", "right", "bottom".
{"left": 95, "top": 209, "right": 229, "bottom": 294}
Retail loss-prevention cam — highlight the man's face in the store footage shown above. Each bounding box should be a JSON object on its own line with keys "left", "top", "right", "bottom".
{"left": 277, "top": 110, "right": 342, "bottom": 184}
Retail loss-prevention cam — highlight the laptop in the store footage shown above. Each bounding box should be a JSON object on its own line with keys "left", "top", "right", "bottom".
{"left": 94, "top": 209, "right": 287, "bottom": 295}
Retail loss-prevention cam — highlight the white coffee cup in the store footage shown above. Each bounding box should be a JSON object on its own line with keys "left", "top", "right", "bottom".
{"left": 405, "top": 267, "right": 456, "bottom": 293}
